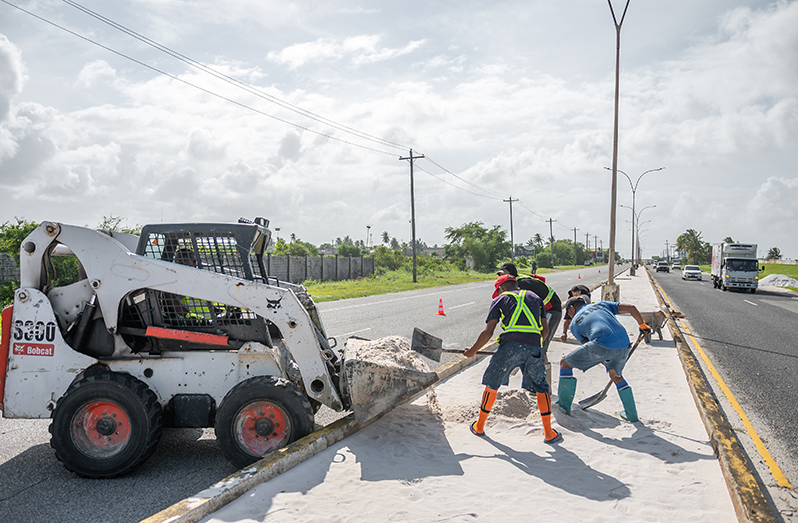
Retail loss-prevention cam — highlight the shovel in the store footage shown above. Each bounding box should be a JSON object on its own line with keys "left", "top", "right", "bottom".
{"left": 410, "top": 327, "right": 494, "bottom": 362}
{"left": 577, "top": 331, "right": 646, "bottom": 410}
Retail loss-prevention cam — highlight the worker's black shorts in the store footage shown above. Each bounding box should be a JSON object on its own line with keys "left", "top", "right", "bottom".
{"left": 482, "top": 339, "right": 548, "bottom": 394}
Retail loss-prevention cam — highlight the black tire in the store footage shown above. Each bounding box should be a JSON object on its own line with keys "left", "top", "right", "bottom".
{"left": 49, "top": 372, "right": 163, "bottom": 478}
{"left": 215, "top": 376, "right": 314, "bottom": 469}
{"left": 751, "top": 288, "right": 756, "bottom": 294}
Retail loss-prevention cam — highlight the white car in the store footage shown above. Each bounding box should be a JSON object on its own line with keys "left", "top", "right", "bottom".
{"left": 682, "top": 265, "right": 702, "bottom": 281}
{"left": 671, "top": 262, "right": 682, "bottom": 270}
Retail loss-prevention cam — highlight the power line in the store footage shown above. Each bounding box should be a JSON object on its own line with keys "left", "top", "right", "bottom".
{"left": 1, "top": 0, "right": 400, "bottom": 157}
{"left": 61, "top": 0, "right": 408, "bottom": 152}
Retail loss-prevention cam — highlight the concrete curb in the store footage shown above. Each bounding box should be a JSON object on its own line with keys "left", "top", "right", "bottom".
{"left": 141, "top": 347, "right": 490, "bottom": 523}
{"left": 645, "top": 268, "right": 777, "bottom": 523}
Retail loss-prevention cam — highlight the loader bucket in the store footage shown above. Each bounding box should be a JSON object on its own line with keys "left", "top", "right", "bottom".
{"left": 340, "top": 335, "right": 439, "bottom": 422}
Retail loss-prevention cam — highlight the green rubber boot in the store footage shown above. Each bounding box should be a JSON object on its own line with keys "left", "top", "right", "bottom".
{"left": 618, "top": 387, "right": 639, "bottom": 422}
{"left": 556, "top": 377, "right": 577, "bottom": 414}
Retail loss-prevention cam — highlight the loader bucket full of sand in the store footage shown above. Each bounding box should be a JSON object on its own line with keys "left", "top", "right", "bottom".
{"left": 340, "top": 335, "right": 440, "bottom": 422}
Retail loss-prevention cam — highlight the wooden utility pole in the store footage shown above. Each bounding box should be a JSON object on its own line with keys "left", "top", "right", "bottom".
{"left": 399, "top": 149, "right": 424, "bottom": 283}
{"left": 504, "top": 197, "right": 519, "bottom": 260}
{"left": 548, "top": 218, "right": 556, "bottom": 267}
{"left": 573, "top": 227, "right": 579, "bottom": 265}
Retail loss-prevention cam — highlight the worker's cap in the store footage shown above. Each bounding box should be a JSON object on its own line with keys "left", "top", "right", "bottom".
{"left": 496, "top": 262, "right": 518, "bottom": 277}
{"left": 492, "top": 274, "right": 517, "bottom": 298}
{"left": 568, "top": 284, "right": 591, "bottom": 297}
{"left": 530, "top": 274, "right": 546, "bottom": 283}
{"left": 563, "top": 295, "right": 589, "bottom": 314}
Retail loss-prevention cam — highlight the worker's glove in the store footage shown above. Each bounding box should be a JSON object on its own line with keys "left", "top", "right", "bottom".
{"left": 638, "top": 323, "right": 652, "bottom": 335}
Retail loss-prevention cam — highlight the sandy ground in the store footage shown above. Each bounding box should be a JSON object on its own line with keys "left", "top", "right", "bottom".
{"left": 198, "top": 274, "right": 736, "bottom": 522}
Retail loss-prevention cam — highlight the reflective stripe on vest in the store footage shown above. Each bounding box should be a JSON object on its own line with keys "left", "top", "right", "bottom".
{"left": 541, "top": 283, "right": 555, "bottom": 306}
{"left": 500, "top": 290, "right": 542, "bottom": 335}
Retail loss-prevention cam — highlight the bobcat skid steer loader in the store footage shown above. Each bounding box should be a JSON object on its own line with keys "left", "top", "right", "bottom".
{"left": 0, "top": 219, "right": 437, "bottom": 477}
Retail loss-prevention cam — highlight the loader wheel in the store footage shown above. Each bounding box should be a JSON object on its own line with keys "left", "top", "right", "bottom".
{"left": 215, "top": 376, "right": 314, "bottom": 468}
{"left": 49, "top": 372, "right": 163, "bottom": 478}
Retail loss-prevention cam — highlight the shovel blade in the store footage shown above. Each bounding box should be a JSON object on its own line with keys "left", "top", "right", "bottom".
{"left": 410, "top": 327, "right": 444, "bottom": 362}
{"left": 578, "top": 381, "right": 611, "bottom": 410}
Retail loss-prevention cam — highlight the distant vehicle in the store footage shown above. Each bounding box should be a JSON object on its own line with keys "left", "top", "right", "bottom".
{"left": 584, "top": 259, "right": 594, "bottom": 266}
{"left": 672, "top": 262, "right": 682, "bottom": 271}
{"left": 682, "top": 265, "right": 702, "bottom": 281}
{"left": 711, "top": 243, "right": 763, "bottom": 293}
{"left": 656, "top": 261, "right": 670, "bottom": 273}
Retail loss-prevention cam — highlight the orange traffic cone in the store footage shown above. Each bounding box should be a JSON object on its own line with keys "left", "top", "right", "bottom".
{"left": 437, "top": 299, "right": 446, "bottom": 316}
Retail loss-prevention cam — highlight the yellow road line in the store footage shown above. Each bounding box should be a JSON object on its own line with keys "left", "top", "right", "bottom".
{"left": 654, "top": 280, "right": 792, "bottom": 488}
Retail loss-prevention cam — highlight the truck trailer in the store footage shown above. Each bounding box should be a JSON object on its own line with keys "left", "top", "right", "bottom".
{"left": 711, "top": 243, "right": 763, "bottom": 293}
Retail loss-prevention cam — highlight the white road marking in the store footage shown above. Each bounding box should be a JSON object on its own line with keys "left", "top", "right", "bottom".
{"left": 744, "top": 300, "right": 758, "bottom": 306}
{"left": 448, "top": 302, "right": 475, "bottom": 310}
{"left": 330, "top": 327, "right": 372, "bottom": 338}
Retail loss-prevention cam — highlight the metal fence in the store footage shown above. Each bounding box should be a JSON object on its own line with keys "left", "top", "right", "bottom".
{"left": 0, "top": 253, "right": 19, "bottom": 283}
{"left": 264, "top": 254, "right": 375, "bottom": 284}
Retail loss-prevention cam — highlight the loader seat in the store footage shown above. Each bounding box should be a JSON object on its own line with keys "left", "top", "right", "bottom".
{"left": 118, "top": 289, "right": 272, "bottom": 353}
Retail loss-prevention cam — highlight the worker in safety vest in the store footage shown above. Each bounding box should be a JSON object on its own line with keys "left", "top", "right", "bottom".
{"left": 496, "top": 262, "right": 562, "bottom": 387}
{"left": 464, "top": 274, "right": 561, "bottom": 444}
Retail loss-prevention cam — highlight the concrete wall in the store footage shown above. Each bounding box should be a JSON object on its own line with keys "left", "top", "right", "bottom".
{"left": 264, "top": 255, "right": 375, "bottom": 284}
{"left": 0, "top": 253, "right": 19, "bottom": 283}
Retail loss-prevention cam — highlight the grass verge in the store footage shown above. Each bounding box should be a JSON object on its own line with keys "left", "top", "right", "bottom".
{"left": 303, "top": 264, "right": 603, "bottom": 302}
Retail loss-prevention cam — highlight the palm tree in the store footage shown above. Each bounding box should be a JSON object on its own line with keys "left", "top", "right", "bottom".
{"left": 677, "top": 229, "right": 704, "bottom": 264}
{"left": 382, "top": 231, "right": 390, "bottom": 244}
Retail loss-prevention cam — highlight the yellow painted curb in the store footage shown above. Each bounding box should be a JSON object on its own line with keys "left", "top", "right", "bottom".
{"left": 141, "top": 347, "right": 490, "bottom": 523}
{"left": 645, "top": 268, "right": 776, "bottom": 523}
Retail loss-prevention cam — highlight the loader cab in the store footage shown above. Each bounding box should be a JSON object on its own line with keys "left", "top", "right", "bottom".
{"left": 134, "top": 217, "right": 272, "bottom": 281}
{"left": 118, "top": 218, "right": 276, "bottom": 354}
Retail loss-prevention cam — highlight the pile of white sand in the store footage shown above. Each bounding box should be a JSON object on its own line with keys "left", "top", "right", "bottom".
{"left": 759, "top": 274, "right": 798, "bottom": 287}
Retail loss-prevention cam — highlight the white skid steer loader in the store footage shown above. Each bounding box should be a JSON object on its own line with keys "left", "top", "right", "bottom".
{"left": 0, "top": 219, "right": 438, "bottom": 478}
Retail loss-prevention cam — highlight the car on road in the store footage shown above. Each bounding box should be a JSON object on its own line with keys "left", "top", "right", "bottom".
{"left": 682, "top": 265, "right": 702, "bottom": 281}
{"left": 672, "top": 262, "right": 682, "bottom": 271}
{"left": 656, "top": 261, "right": 670, "bottom": 273}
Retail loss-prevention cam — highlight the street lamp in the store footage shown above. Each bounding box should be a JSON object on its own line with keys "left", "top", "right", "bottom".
{"left": 606, "top": 166, "right": 663, "bottom": 275}
{"left": 366, "top": 225, "right": 371, "bottom": 249}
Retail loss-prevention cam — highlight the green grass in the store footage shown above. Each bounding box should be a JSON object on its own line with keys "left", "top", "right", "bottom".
{"left": 760, "top": 262, "right": 798, "bottom": 279}
{"left": 304, "top": 270, "right": 493, "bottom": 302}
{"left": 303, "top": 264, "right": 603, "bottom": 302}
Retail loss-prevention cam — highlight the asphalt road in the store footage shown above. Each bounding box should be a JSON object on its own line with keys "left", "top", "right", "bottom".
{"left": 0, "top": 264, "right": 615, "bottom": 523}
{"left": 650, "top": 267, "right": 798, "bottom": 489}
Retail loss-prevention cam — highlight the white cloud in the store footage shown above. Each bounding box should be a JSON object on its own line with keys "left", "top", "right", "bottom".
{"left": 76, "top": 60, "right": 116, "bottom": 89}
{"left": 267, "top": 35, "right": 425, "bottom": 68}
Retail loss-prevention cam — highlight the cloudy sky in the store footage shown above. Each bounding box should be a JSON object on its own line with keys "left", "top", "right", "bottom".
{"left": 0, "top": 0, "right": 796, "bottom": 259}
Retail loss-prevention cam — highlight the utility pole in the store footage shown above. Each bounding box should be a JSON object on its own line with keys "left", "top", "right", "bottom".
{"left": 665, "top": 240, "right": 670, "bottom": 263}
{"left": 399, "top": 149, "right": 424, "bottom": 283}
{"left": 504, "top": 197, "right": 519, "bottom": 260}
{"left": 548, "top": 218, "right": 556, "bottom": 267}
{"left": 605, "top": 0, "right": 631, "bottom": 300}
{"left": 585, "top": 233, "right": 590, "bottom": 254}
{"left": 573, "top": 227, "right": 579, "bottom": 265}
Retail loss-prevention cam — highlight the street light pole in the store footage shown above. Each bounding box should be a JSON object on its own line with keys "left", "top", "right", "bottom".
{"left": 607, "top": 166, "right": 664, "bottom": 275}
{"left": 605, "top": 0, "right": 631, "bottom": 300}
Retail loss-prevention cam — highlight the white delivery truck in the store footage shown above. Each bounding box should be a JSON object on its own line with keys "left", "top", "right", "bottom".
{"left": 711, "top": 243, "right": 763, "bottom": 293}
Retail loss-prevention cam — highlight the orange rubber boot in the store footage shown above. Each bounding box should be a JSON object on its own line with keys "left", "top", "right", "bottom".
{"left": 537, "top": 392, "right": 563, "bottom": 444}
{"left": 471, "top": 387, "right": 497, "bottom": 436}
